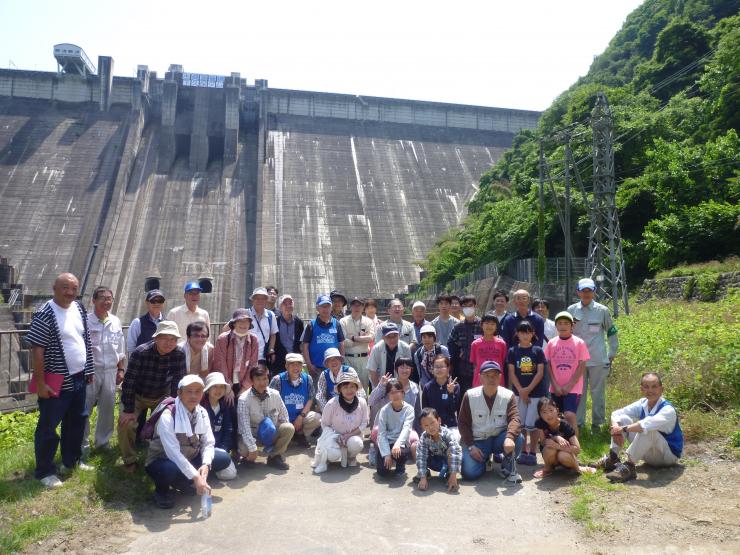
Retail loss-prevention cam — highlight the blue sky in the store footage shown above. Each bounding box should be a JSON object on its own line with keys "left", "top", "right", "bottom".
{"left": 0, "top": 0, "right": 644, "bottom": 111}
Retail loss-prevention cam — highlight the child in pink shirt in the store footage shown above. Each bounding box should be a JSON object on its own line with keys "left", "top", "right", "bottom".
{"left": 543, "top": 311, "right": 590, "bottom": 433}
{"left": 470, "top": 312, "right": 508, "bottom": 388}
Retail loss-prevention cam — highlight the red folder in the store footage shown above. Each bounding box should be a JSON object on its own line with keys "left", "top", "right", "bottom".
{"left": 29, "top": 372, "right": 65, "bottom": 397}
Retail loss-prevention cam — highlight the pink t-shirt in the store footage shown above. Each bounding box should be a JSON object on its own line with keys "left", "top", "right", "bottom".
{"left": 470, "top": 336, "right": 508, "bottom": 387}
{"left": 544, "top": 335, "right": 590, "bottom": 394}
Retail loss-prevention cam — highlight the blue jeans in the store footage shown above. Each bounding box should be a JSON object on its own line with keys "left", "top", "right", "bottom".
{"left": 34, "top": 373, "right": 88, "bottom": 479}
{"left": 461, "top": 432, "right": 524, "bottom": 480}
{"left": 146, "top": 448, "right": 231, "bottom": 494}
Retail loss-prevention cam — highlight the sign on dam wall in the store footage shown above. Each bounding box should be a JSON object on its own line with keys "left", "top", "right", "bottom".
{"left": 0, "top": 55, "right": 540, "bottom": 322}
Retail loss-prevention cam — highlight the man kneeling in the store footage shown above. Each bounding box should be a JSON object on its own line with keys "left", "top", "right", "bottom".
{"left": 458, "top": 361, "right": 524, "bottom": 483}
{"left": 592, "top": 372, "right": 683, "bottom": 482}
{"left": 145, "top": 375, "right": 231, "bottom": 509}
{"left": 237, "top": 366, "right": 295, "bottom": 470}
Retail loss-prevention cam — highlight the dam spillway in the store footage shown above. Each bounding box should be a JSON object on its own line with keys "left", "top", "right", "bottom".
{"left": 0, "top": 56, "right": 540, "bottom": 320}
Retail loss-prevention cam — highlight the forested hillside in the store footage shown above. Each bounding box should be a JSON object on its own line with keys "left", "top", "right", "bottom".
{"left": 422, "top": 0, "right": 739, "bottom": 287}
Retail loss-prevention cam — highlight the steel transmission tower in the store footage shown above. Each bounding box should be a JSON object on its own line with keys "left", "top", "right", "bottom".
{"left": 587, "top": 92, "right": 629, "bottom": 316}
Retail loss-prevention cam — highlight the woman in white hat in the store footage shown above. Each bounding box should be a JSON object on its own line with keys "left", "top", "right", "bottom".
{"left": 201, "top": 372, "right": 238, "bottom": 479}
{"left": 315, "top": 347, "right": 367, "bottom": 411}
{"left": 313, "top": 369, "right": 368, "bottom": 474}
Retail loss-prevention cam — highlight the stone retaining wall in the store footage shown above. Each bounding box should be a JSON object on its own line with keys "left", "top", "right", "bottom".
{"left": 638, "top": 272, "right": 739, "bottom": 302}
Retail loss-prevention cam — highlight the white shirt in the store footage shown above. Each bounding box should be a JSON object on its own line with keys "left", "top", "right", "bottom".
{"left": 611, "top": 396, "right": 677, "bottom": 434}
{"left": 340, "top": 314, "right": 374, "bottom": 354}
{"left": 87, "top": 312, "right": 126, "bottom": 371}
{"left": 50, "top": 300, "right": 87, "bottom": 375}
{"left": 543, "top": 318, "right": 557, "bottom": 343}
{"left": 166, "top": 304, "right": 211, "bottom": 344}
{"left": 247, "top": 308, "right": 278, "bottom": 356}
{"left": 155, "top": 401, "right": 214, "bottom": 479}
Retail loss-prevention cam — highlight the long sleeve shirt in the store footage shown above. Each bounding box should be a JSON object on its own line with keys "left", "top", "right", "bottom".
{"left": 376, "top": 401, "right": 415, "bottom": 457}
{"left": 320, "top": 396, "right": 369, "bottom": 435}
{"left": 447, "top": 318, "right": 483, "bottom": 379}
{"left": 457, "top": 389, "right": 521, "bottom": 446}
{"left": 422, "top": 380, "right": 460, "bottom": 428}
{"left": 236, "top": 387, "right": 289, "bottom": 453}
{"left": 416, "top": 426, "right": 463, "bottom": 476}
{"left": 155, "top": 403, "right": 215, "bottom": 479}
{"left": 611, "top": 396, "right": 677, "bottom": 434}
{"left": 121, "top": 343, "right": 186, "bottom": 413}
{"left": 501, "top": 310, "right": 546, "bottom": 349}
{"left": 87, "top": 312, "right": 126, "bottom": 371}
{"left": 568, "top": 300, "right": 619, "bottom": 366}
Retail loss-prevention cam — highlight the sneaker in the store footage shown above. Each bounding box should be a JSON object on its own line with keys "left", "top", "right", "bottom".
{"left": 267, "top": 456, "right": 289, "bottom": 470}
{"left": 313, "top": 463, "right": 328, "bottom": 474}
{"left": 517, "top": 452, "right": 536, "bottom": 466}
{"left": 591, "top": 452, "right": 620, "bottom": 472}
{"left": 40, "top": 474, "right": 63, "bottom": 488}
{"left": 78, "top": 462, "right": 95, "bottom": 471}
{"left": 606, "top": 462, "right": 637, "bottom": 483}
{"left": 500, "top": 453, "right": 522, "bottom": 483}
{"left": 527, "top": 452, "right": 538, "bottom": 466}
{"left": 493, "top": 453, "right": 503, "bottom": 464}
{"left": 153, "top": 491, "right": 174, "bottom": 509}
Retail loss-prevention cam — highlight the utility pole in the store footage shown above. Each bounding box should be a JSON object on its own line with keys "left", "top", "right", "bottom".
{"left": 563, "top": 135, "right": 572, "bottom": 305}
{"left": 537, "top": 140, "right": 546, "bottom": 297}
{"left": 588, "top": 92, "right": 629, "bottom": 316}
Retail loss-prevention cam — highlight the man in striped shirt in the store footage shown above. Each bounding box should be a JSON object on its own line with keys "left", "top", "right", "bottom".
{"left": 27, "top": 273, "right": 94, "bottom": 488}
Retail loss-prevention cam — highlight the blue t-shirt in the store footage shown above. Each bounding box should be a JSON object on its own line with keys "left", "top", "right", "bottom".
{"left": 506, "top": 344, "right": 547, "bottom": 397}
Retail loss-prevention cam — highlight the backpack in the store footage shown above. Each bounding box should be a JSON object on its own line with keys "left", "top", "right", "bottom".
{"left": 139, "top": 397, "right": 177, "bottom": 440}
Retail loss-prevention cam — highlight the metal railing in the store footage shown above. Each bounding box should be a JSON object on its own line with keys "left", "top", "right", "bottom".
{"left": 506, "top": 257, "right": 587, "bottom": 285}
{"left": 407, "top": 261, "right": 500, "bottom": 301}
{"left": 0, "top": 321, "right": 231, "bottom": 412}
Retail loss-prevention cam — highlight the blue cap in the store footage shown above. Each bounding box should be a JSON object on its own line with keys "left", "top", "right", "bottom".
{"left": 577, "top": 278, "right": 596, "bottom": 291}
{"left": 480, "top": 360, "right": 502, "bottom": 374}
{"left": 382, "top": 322, "right": 400, "bottom": 336}
{"left": 184, "top": 281, "right": 202, "bottom": 293}
{"left": 316, "top": 294, "right": 332, "bottom": 306}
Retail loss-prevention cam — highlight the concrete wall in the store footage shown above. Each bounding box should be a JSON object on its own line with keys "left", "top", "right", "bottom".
{"left": 0, "top": 69, "right": 141, "bottom": 109}
{"left": 263, "top": 88, "right": 540, "bottom": 134}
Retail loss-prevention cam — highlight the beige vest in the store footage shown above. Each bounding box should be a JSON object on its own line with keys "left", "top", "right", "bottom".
{"left": 145, "top": 410, "right": 205, "bottom": 467}
{"left": 467, "top": 386, "right": 514, "bottom": 440}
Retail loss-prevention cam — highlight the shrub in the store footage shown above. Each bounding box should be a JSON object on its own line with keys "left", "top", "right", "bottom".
{"left": 695, "top": 273, "right": 719, "bottom": 301}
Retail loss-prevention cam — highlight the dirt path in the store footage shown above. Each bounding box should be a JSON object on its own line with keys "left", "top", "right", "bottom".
{"left": 26, "top": 446, "right": 740, "bottom": 554}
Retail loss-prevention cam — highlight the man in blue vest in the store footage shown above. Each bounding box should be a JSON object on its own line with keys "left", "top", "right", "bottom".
{"left": 269, "top": 353, "right": 320, "bottom": 448}
{"left": 592, "top": 372, "right": 683, "bottom": 482}
{"left": 301, "top": 294, "right": 345, "bottom": 379}
{"left": 126, "top": 289, "right": 166, "bottom": 352}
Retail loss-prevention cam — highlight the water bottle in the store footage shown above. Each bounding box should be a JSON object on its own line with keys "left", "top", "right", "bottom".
{"left": 201, "top": 493, "right": 212, "bottom": 518}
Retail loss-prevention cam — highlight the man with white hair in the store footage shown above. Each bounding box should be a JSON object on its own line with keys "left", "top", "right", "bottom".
{"left": 374, "top": 298, "right": 415, "bottom": 346}
{"left": 144, "top": 375, "right": 231, "bottom": 509}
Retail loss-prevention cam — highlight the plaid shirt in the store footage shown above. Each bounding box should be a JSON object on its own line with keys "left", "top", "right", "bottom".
{"left": 121, "top": 342, "right": 186, "bottom": 413}
{"left": 416, "top": 426, "right": 463, "bottom": 476}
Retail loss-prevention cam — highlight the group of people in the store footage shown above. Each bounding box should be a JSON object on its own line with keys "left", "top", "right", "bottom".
{"left": 27, "top": 273, "right": 684, "bottom": 507}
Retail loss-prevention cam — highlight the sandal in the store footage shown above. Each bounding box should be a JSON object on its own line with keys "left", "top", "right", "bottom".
{"left": 533, "top": 468, "right": 553, "bottom": 479}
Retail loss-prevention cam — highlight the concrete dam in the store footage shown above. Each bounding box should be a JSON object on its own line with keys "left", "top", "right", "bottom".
{"left": 0, "top": 52, "right": 540, "bottom": 320}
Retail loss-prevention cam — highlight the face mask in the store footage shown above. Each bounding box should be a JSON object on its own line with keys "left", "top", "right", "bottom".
{"left": 233, "top": 330, "right": 250, "bottom": 337}
{"left": 462, "top": 307, "right": 476, "bottom": 317}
